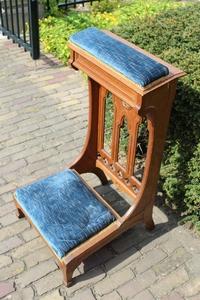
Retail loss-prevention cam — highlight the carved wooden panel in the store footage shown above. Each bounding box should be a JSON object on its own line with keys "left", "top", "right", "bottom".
{"left": 97, "top": 86, "right": 144, "bottom": 197}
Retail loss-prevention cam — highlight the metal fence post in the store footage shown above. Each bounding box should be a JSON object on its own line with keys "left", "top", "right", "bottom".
{"left": 28, "top": 0, "right": 40, "bottom": 59}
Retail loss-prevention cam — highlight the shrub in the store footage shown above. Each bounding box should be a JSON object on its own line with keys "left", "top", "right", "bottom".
{"left": 40, "top": 0, "right": 181, "bottom": 63}
{"left": 91, "top": 0, "right": 122, "bottom": 13}
{"left": 184, "top": 142, "right": 200, "bottom": 230}
{"left": 114, "top": 4, "right": 200, "bottom": 230}
{"left": 40, "top": 12, "right": 118, "bottom": 62}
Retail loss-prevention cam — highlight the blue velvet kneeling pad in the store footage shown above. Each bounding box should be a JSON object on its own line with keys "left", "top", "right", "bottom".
{"left": 69, "top": 27, "right": 169, "bottom": 87}
{"left": 15, "top": 169, "right": 115, "bottom": 258}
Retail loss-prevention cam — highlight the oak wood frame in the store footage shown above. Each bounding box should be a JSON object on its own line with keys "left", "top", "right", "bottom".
{"left": 14, "top": 31, "right": 185, "bottom": 286}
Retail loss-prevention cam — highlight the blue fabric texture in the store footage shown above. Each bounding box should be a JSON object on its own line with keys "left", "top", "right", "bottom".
{"left": 15, "top": 169, "right": 115, "bottom": 258}
{"left": 70, "top": 27, "right": 169, "bottom": 87}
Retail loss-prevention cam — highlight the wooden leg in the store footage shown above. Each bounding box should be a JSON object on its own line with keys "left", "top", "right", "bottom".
{"left": 92, "top": 167, "right": 108, "bottom": 185}
{"left": 145, "top": 216, "right": 155, "bottom": 231}
{"left": 62, "top": 264, "right": 74, "bottom": 287}
{"left": 16, "top": 207, "right": 25, "bottom": 219}
{"left": 144, "top": 203, "right": 155, "bottom": 231}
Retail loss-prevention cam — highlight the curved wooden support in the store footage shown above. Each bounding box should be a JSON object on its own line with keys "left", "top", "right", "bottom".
{"left": 92, "top": 167, "right": 108, "bottom": 185}
{"left": 132, "top": 81, "right": 178, "bottom": 219}
{"left": 69, "top": 78, "right": 100, "bottom": 176}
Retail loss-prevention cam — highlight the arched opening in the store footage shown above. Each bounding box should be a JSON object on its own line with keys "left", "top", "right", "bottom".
{"left": 133, "top": 118, "right": 149, "bottom": 182}
{"left": 118, "top": 116, "right": 129, "bottom": 170}
{"left": 104, "top": 92, "right": 114, "bottom": 155}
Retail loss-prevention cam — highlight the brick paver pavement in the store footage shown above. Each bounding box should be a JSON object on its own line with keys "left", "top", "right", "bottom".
{"left": 0, "top": 35, "right": 200, "bottom": 300}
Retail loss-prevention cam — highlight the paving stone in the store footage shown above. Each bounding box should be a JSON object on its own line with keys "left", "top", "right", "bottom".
{"left": 0, "top": 144, "right": 26, "bottom": 160}
{"left": 186, "top": 294, "right": 200, "bottom": 300}
{"left": 21, "top": 228, "right": 39, "bottom": 242}
{"left": 138, "top": 233, "right": 169, "bottom": 254}
{"left": 0, "top": 183, "right": 16, "bottom": 195}
{"left": 104, "top": 246, "right": 141, "bottom": 275}
{"left": 153, "top": 206, "right": 169, "bottom": 224}
{"left": 0, "top": 202, "right": 16, "bottom": 217}
{"left": 40, "top": 289, "right": 64, "bottom": 300}
{"left": 1, "top": 193, "right": 14, "bottom": 203}
{"left": 0, "top": 261, "right": 24, "bottom": 280}
{"left": 15, "top": 259, "right": 57, "bottom": 288}
{"left": 0, "top": 236, "right": 23, "bottom": 254}
{"left": 70, "top": 288, "right": 95, "bottom": 300}
{"left": 27, "top": 148, "right": 58, "bottom": 164}
{"left": 3, "top": 287, "right": 35, "bottom": 300}
{"left": 185, "top": 254, "right": 200, "bottom": 277}
{"left": 17, "top": 137, "right": 44, "bottom": 151}
{"left": 94, "top": 267, "right": 134, "bottom": 296}
{"left": 12, "top": 146, "right": 42, "bottom": 161}
{"left": 11, "top": 237, "right": 45, "bottom": 258}
{"left": 79, "top": 247, "right": 114, "bottom": 273}
{"left": 131, "top": 289, "right": 155, "bottom": 300}
{"left": 0, "top": 220, "right": 30, "bottom": 242}
{"left": 99, "top": 291, "right": 121, "bottom": 300}
{"left": 15, "top": 115, "right": 45, "bottom": 127}
{"left": 132, "top": 248, "right": 167, "bottom": 274}
{"left": 176, "top": 277, "right": 200, "bottom": 297}
{"left": 111, "top": 231, "right": 139, "bottom": 254}
{"left": 0, "top": 134, "right": 11, "bottom": 144}
{"left": 8, "top": 174, "right": 39, "bottom": 187}
{"left": 31, "top": 127, "right": 53, "bottom": 138}
{"left": 117, "top": 269, "right": 157, "bottom": 299}
{"left": 0, "top": 199, "right": 5, "bottom": 207}
{"left": 19, "top": 159, "right": 51, "bottom": 176}
{"left": 0, "top": 255, "right": 12, "bottom": 268}
{"left": 0, "top": 159, "right": 27, "bottom": 175}
{"left": 34, "top": 269, "right": 63, "bottom": 295}
{"left": 4, "top": 132, "right": 35, "bottom": 146}
{"left": 172, "top": 227, "right": 200, "bottom": 254}
{"left": 161, "top": 237, "right": 182, "bottom": 254}
{"left": 0, "top": 157, "right": 10, "bottom": 169}
{"left": 150, "top": 267, "right": 189, "bottom": 298}
{"left": 0, "top": 212, "right": 19, "bottom": 226}
{"left": 153, "top": 247, "right": 191, "bottom": 276}
{"left": 23, "top": 247, "right": 52, "bottom": 268}
{"left": 0, "top": 282, "right": 15, "bottom": 298}
{"left": 161, "top": 291, "right": 184, "bottom": 300}
{"left": 20, "top": 287, "right": 35, "bottom": 300}
{"left": 0, "top": 111, "right": 18, "bottom": 122}
{"left": 12, "top": 124, "right": 39, "bottom": 136}
{"left": 39, "top": 115, "right": 65, "bottom": 129}
{"left": 63, "top": 267, "right": 105, "bottom": 297}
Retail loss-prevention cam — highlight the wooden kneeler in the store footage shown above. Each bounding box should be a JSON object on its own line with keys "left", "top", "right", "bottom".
{"left": 14, "top": 28, "right": 185, "bottom": 286}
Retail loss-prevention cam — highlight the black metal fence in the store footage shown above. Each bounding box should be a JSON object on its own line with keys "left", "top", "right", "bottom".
{"left": 46, "top": 0, "right": 97, "bottom": 11}
{"left": 58, "top": 0, "right": 94, "bottom": 9}
{"left": 0, "top": 0, "right": 40, "bottom": 59}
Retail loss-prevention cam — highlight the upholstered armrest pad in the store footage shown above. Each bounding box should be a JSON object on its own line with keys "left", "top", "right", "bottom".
{"left": 69, "top": 27, "right": 169, "bottom": 87}
{"left": 15, "top": 169, "right": 115, "bottom": 258}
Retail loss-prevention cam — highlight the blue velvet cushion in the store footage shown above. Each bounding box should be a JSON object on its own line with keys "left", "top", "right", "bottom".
{"left": 70, "top": 27, "right": 169, "bottom": 87}
{"left": 15, "top": 169, "right": 115, "bottom": 258}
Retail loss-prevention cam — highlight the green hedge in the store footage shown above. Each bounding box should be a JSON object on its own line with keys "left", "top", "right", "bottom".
{"left": 40, "top": 0, "right": 181, "bottom": 64}
{"left": 114, "top": 4, "right": 200, "bottom": 230}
